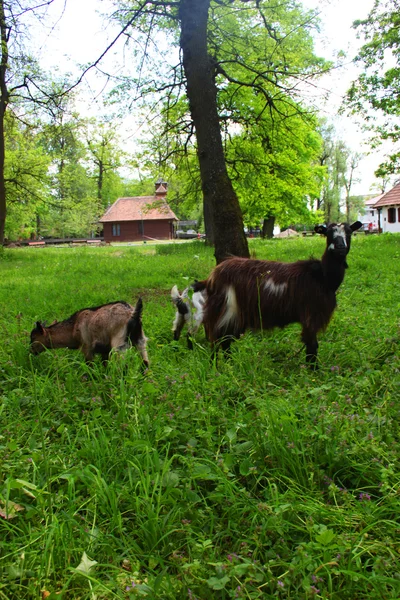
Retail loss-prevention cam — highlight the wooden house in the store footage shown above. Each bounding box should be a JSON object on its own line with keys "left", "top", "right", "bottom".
{"left": 99, "top": 180, "right": 178, "bottom": 242}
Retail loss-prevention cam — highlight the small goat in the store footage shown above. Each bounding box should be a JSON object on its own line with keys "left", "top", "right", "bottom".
{"left": 30, "top": 298, "right": 149, "bottom": 369}
{"left": 198, "top": 222, "right": 362, "bottom": 366}
{"left": 171, "top": 282, "right": 207, "bottom": 349}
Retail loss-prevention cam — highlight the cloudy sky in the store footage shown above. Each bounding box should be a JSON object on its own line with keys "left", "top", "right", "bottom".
{"left": 37, "top": 0, "right": 390, "bottom": 195}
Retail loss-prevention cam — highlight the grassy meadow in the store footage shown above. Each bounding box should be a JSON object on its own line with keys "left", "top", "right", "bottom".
{"left": 0, "top": 234, "right": 399, "bottom": 599}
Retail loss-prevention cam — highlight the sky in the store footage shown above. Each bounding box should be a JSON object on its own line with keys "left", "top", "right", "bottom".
{"left": 35, "top": 0, "right": 394, "bottom": 196}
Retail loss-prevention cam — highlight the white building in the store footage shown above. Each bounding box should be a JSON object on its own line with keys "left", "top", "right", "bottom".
{"left": 373, "top": 182, "right": 400, "bottom": 233}
{"left": 358, "top": 195, "right": 381, "bottom": 230}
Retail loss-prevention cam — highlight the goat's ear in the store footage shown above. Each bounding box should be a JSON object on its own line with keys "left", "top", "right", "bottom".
{"left": 315, "top": 225, "right": 327, "bottom": 235}
{"left": 350, "top": 221, "right": 362, "bottom": 232}
{"left": 35, "top": 321, "right": 45, "bottom": 333}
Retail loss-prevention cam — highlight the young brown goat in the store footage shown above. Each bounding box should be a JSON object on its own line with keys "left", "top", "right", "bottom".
{"left": 30, "top": 299, "right": 149, "bottom": 369}
{"left": 197, "top": 222, "right": 362, "bottom": 366}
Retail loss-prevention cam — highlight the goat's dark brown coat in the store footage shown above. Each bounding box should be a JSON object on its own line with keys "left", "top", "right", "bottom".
{"left": 200, "top": 221, "right": 362, "bottom": 365}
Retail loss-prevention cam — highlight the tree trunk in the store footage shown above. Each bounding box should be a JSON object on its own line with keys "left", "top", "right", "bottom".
{"left": 97, "top": 160, "right": 104, "bottom": 200}
{"left": 345, "top": 194, "right": 350, "bottom": 222}
{"left": 262, "top": 216, "right": 275, "bottom": 239}
{"left": 0, "top": 99, "right": 6, "bottom": 244}
{"left": 0, "top": 0, "right": 8, "bottom": 244}
{"left": 203, "top": 196, "right": 214, "bottom": 245}
{"left": 179, "top": 0, "right": 249, "bottom": 263}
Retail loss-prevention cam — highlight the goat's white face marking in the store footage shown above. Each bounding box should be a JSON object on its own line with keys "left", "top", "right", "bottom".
{"left": 219, "top": 286, "right": 239, "bottom": 329}
{"left": 264, "top": 279, "right": 287, "bottom": 296}
{"left": 330, "top": 224, "right": 347, "bottom": 250}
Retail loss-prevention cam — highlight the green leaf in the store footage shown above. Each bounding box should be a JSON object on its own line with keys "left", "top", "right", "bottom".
{"left": 315, "top": 528, "right": 335, "bottom": 546}
{"left": 74, "top": 551, "right": 97, "bottom": 575}
{"left": 207, "top": 575, "right": 230, "bottom": 590}
{"left": 239, "top": 458, "right": 252, "bottom": 476}
{"left": 186, "top": 490, "right": 201, "bottom": 504}
{"left": 162, "top": 471, "right": 180, "bottom": 487}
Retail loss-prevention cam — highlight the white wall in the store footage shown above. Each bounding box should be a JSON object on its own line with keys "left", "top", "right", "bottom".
{"left": 359, "top": 205, "right": 379, "bottom": 228}
{"left": 380, "top": 206, "right": 400, "bottom": 233}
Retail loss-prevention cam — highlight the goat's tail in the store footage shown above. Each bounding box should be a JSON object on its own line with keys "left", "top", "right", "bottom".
{"left": 127, "top": 297, "right": 144, "bottom": 343}
{"left": 171, "top": 285, "right": 189, "bottom": 316}
{"left": 192, "top": 280, "right": 207, "bottom": 293}
{"left": 127, "top": 298, "right": 149, "bottom": 371}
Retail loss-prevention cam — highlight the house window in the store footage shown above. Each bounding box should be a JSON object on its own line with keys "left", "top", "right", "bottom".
{"left": 388, "top": 208, "right": 396, "bottom": 223}
{"left": 112, "top": 224, "right": 121, "bottom": 236}
{"left": 370, "top": 210, "right": 374, "bottom": 217}
{"left": 138, "top": 221, "right": 144, "bottom": 235}
{"left": 398, "top": 207, "right": 400, "bottom": 222}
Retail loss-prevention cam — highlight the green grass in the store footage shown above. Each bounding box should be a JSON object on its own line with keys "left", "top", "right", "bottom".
{"left": 0, "top": 234, "right": 399, "bottom": 599}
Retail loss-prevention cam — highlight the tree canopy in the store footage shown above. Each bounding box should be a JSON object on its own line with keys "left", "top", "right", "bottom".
{"left": 347, "top": 0, "right": 400, "bottom": 175}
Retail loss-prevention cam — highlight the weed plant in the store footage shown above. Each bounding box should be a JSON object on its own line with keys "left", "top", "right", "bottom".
{"left": 0, "top": 235, "right": 399, "bottom": 599}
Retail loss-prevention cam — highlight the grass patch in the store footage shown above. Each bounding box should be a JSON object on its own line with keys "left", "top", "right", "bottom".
{"left": 0, "top": 235, "right": 399, "bottom": 599}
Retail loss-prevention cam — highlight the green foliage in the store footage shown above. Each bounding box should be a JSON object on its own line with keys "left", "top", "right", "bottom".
{"left": 0, "top": 235, "right": 399, "bottom": 598}
{"left": 112, "top": 0, "right": 330, "bottom": 228}
{"left": 4, "top": 114, "right": 50, "bottom": 240}
{"left": 347, "top": 0, "right": 400, "bottom": 174}
{"left": 316, "top": 124, "right": 363, "bottom": 224}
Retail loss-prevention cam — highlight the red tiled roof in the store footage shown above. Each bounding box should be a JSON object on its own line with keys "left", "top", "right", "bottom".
{"left": 373, "top": 182, "right": 400, "bottom": 207}
{"left": 99, "top": 197, "right": 178, "bottom": 223}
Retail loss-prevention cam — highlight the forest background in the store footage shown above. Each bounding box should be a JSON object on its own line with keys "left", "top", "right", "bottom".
{"left": 1, "top": 0, "right": 400, "bottom": 248}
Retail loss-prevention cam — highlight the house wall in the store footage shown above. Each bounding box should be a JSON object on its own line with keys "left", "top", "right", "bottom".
{"left": 379, "top": 206, "right": 400, "bottom": 233}
{"left": 359, "top": 205, "right": 379, "bottom": 229}
{"left": 103, "top": 220, "right": 175, "bottom": 242}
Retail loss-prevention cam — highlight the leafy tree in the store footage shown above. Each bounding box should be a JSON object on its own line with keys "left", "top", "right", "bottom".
{"left": 347, "top": 0, "right": 400, "bottom": 175}
{"left": 0, "top": 0, "right": 61, "bottom": 244}
{"left": 85, "top": 119, "right": 127, "bottom": 207}
{"left": 37, "top": 93, "right": 102, "bottom": 238}
{"left": 221, "top": 85, "right": 324, "bottom": 235}
{"left": 4, "top": 113, "right": 50, "bottom": 239}
{"left": 343, "top": 152, "right": 362, "bottom": 222}
{"left": 110, "top": 0, "right": 326, "bottom": 262}
{"left": 316, "top": 132, "right": 363, "bottom": 224}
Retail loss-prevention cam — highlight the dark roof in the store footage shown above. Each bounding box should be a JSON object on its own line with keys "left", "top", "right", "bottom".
{"left": 373, "top": 182, "right": 400, "bottom": 207}
{"left": 99, "top": 197, "right": 178, "bottom": 223}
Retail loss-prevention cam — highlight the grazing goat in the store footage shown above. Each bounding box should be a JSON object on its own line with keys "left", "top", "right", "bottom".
{"left": 30, "top": 298, "right": 149, "bottom": 370}
{"left": 171, "top": 282, "right": 207, "bottom": 349}
{"left": 198, "top": 221, "right": 362, "bottom": 366}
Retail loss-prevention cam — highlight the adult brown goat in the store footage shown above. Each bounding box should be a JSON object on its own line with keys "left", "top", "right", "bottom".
{"left": 196, "top": 222, "right": 362, "bottom": 366}
{"left": 30, "top": 299, "right": 149, "bottom": 370}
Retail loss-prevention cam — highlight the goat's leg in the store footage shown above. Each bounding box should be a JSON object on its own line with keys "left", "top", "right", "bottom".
{"left": 81, "top": 344, "right": 95, "bottom": 363}
{"left": 301, "top": 327, "right": 319, "bottom": 369}
{"left": 135, "top": 336, "right": 150, "bottom": 372}
{"left": 172, "top": 312, "right": 186, "bottom": 341}
{"left": 186, "top": 333, "right": 194, "bottom": 350}
{"left": 93, "top": 342, "right": 111, "bottom": 365}
{"left": 220, "top": 335, "right": 233, "bottom": 356}
{"left": 187, "top": 312, "right": 204, "bottom": 349}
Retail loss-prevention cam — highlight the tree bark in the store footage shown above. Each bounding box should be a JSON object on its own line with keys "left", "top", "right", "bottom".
{"left": 203, "top": 196, "right": 214, "bottom": 245}
{"left": 0, "top": 0, "right": 8, "bottom": 244}
{"left": 262, "top": 215, "right": 275, "bottom": 239}
{"left": 179, "top": 0, "right": 249, "bottom": 263}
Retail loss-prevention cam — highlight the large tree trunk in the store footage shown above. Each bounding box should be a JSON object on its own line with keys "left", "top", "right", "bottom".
{"left": 0, "top": 0, "right": 8, "bottom": 244}
{"left": 262, "top": 216, "right": 275, "bottom": 239}
{"left": 203, "top": 197, "right": 214, "bottom": 245}
{"left": 179, "top": 0, "right": 249, "bottom": 263}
